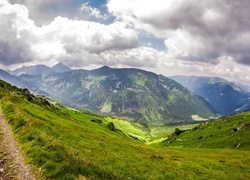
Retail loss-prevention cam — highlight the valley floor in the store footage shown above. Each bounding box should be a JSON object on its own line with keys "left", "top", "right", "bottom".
{"left": 0, "top": 110, "right": 35, "bottom": 180}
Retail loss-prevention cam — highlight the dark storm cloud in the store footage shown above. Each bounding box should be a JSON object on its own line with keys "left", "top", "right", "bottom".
{"left": 139, "top": 0, "right": 250, "bottom": 36}
{"left": 0, "top": 40, "right": 32, "bottom": 66}
{"left": 0, "top": 4, "right": 33, "bottom": 65}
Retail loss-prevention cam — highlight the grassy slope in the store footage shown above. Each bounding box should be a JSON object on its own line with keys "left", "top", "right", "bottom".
{"left": 162, "top": 113, "right": 250, "bottom": 150}
{"left": 0, "top": 80, "right": 250, "bottom": 179}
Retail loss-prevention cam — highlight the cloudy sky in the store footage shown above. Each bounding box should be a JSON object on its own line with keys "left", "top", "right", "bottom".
{"left": 0, "top": 0, "right": 250, "bottom": 84}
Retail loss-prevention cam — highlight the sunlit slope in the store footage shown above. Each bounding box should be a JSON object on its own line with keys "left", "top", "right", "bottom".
{"left": 0, "top": 80, "right": 249, "bottom": 179}
{"left": 162, "top": 112, "right": 250, "bottom": 150}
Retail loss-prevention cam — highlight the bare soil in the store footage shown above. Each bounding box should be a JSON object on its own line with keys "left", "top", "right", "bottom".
{"left": 0, "top": 111, "right": 36, "bottom": 180}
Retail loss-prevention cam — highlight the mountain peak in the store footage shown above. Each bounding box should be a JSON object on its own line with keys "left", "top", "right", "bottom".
{"left": 51, "top": 62, "right": 72, "bottom": 73}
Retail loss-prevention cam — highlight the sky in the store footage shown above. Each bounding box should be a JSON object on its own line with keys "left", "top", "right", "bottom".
{"left": 0, "top": 0, "right": 250, "bottom": 84}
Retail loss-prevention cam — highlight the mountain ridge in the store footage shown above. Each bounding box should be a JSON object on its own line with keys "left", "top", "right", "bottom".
{"left": 170, "top": 75, "right": 250, "bottom": 115}
{"left": 19, "top": 66, "right": 216, "bottom": 124}
{"left": 8, "top": 62, "right": 72, "bottom": 76}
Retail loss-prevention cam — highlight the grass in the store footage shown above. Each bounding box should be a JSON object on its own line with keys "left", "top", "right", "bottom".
{"left": 100, "top": 102, "right": 112, "bottom": 113}
{"left": 150, "top": 124, "right": 196, "bottom": 138}
{"left": 104, "top": 117, "right": 150, "bottom": 142}
{"left": 0, "top": 80, "right": 250, "bottom": 179}
{"left": 163, "top": 113, "right": 250, "bottom": 150}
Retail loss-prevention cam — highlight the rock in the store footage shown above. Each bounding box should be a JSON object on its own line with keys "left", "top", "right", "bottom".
{"left": 228, "top": 128, "right": 238, "bottom": 136}
{"left": 238, "top": 123, "right": 249, "bottom": 131}
{"left": 0, "top": 168, "right": 4, "bottom": 173}
{"left": 108, "top": 122, "right": 115, "bottom": 131}
{"left": 41, "top": 98, "right": 50, "bottom": 107}
{"left": 234, "top": 121, "right": 241, "bottom": 126}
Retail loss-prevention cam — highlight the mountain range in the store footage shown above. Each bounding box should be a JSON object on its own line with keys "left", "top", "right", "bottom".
{"left": 8, "top": 62, "right": 72, "bottom": 76}
{"left": 1, "top": 63, "right": 249, "bottom": 124}
{"left": 19, "top": 66, "right": 216, "bottom": 125}
{"left": 0, "top": 69, "right": 43, "bottom": 94}
{"left": 170, "top": 76, "right": 250, "bottom": 115}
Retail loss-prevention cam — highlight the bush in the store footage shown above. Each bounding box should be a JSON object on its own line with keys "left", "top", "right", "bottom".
{"left": 172, "top": 128, "right": 184, "bottom": 136}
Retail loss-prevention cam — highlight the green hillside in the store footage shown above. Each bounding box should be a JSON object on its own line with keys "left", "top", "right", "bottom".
{"left": 162, "top": 113, "right": 250, "bottom": 150}
{"left": 22, "top": 66, "right": 216, "bottom": 125}
{"left": 0, "top": 80, "right": 249, "bottom": 179}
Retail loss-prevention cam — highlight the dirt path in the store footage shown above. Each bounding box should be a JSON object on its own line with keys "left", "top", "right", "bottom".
{"left": 0, "top": 110, "right": 36, "bottom": 180}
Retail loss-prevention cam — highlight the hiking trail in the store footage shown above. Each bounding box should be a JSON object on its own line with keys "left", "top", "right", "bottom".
{"left": 0, "top": 110, "right": 36, "bottom": 180}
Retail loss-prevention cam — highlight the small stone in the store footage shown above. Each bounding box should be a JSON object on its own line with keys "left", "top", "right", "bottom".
{"left": 238, "top": 123, "right": 249, "bottom": 131}
{"left": 0, "top": 168, "right": 4, "bottom": 173}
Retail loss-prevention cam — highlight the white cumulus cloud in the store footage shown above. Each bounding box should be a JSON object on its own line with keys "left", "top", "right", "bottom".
{"left": 107, "top": 0, "right": 250, "bottom": 65}
{"left": 80, "top": 2, "right": 110, "bottom": 20}
{"left": 1, "top": 0, "right": 250, "bottom": 84}
{"left": 0, "top": 1, "right": 139, "bottom": 67}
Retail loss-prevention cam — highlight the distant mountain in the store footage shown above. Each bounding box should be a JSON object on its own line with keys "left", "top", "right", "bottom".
{"left": 235, "top": 101, "right": 250, "bottom": 113}
{"left": 0, "top": 69, "right": 43, "bottom": 94}
{"left": 236, "top": 82, "right": 250, "bottom": 93}
{"left": 169, "top": 76, "right": 250, "bottom": 115}
{"left": 20, "top": 66, "right": 216, "bottom": 125}
{"left": 9, "top": 64, "right": 54, "bottom": 76}
{"left": 51, "top": 62, "right": 72, "bottom": 73}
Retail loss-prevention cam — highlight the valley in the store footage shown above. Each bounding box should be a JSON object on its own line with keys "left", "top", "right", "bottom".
{"left": 0, "top": 80, "right": 249, "bottom": 179}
